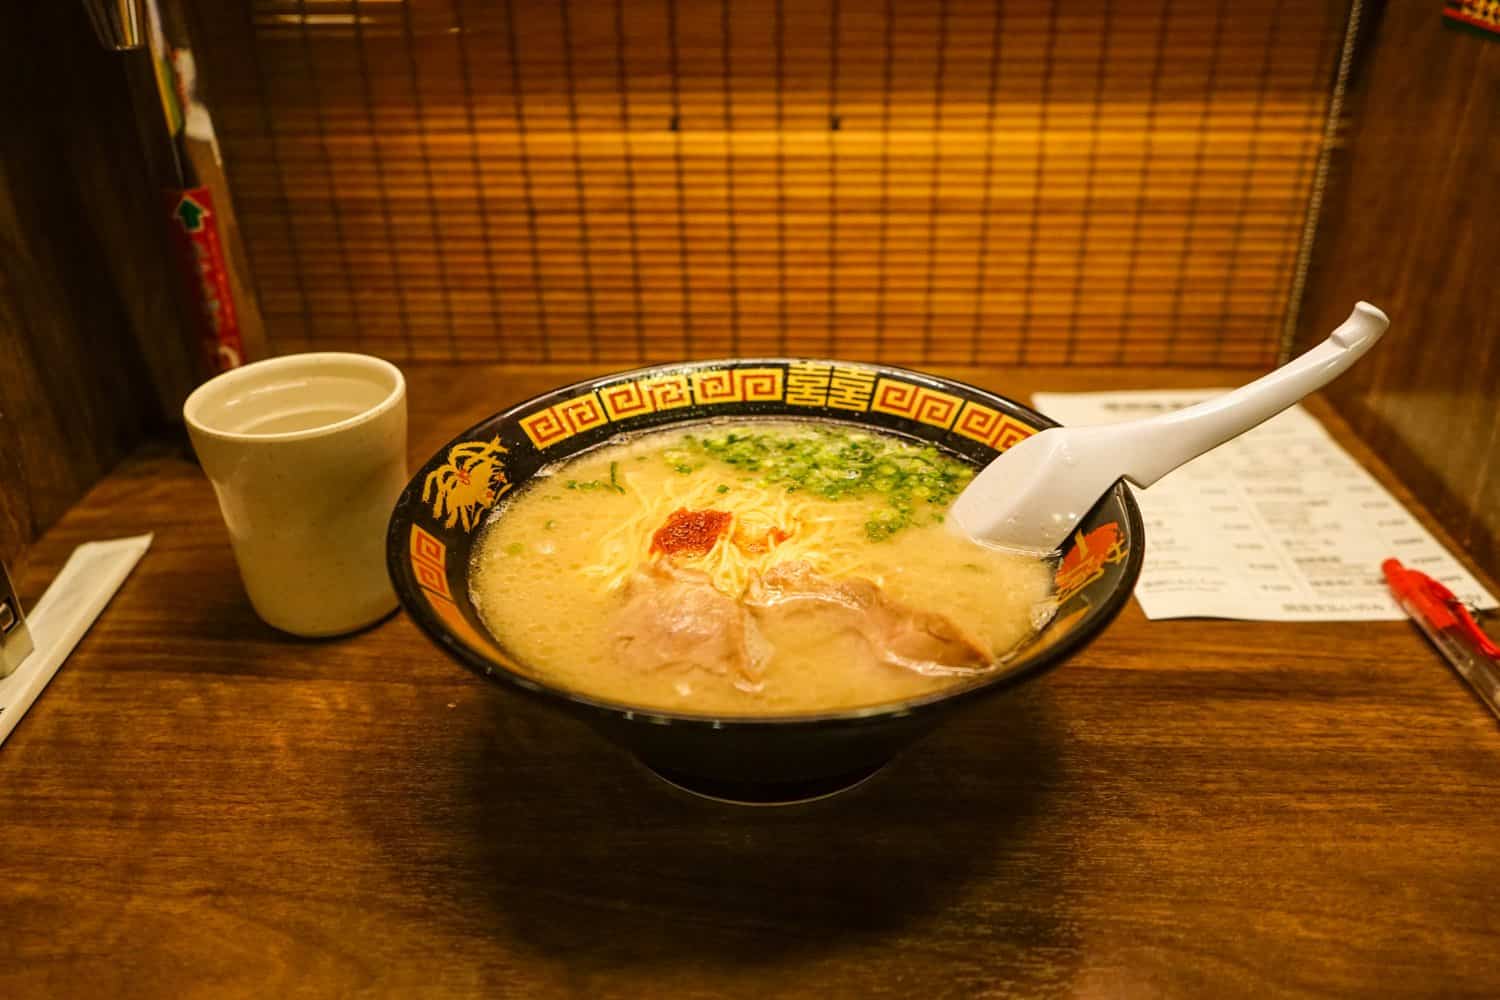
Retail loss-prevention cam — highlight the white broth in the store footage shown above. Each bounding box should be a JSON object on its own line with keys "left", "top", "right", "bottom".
{"left": 471, "top": 420, "right": 1055, "bottom": 715}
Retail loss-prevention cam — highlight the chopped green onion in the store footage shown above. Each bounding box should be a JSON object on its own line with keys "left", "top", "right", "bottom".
{"left": 670, "top": 426, "right": 973, "bottom": 540}
{"left": 563, "top": 465, "right": 628, "bottom": 494}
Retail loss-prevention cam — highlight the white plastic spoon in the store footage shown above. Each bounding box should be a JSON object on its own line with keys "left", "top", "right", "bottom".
{"left": 948, "top": 301, "right": 1390, "bottom": 554}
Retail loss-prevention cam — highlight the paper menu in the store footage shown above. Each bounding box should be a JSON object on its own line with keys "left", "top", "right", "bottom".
{"left": 1030, "top": 390, "right": 1497, "bottom": 622}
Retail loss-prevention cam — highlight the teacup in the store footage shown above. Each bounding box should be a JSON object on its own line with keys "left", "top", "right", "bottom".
{"left": 184, "top": 353, "right": 407, "bottom": 637}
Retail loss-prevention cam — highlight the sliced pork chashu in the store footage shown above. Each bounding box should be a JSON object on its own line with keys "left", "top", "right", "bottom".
{"left": 613, "top": 561, "right": 771, "bottom": 689}
{"left": 744, "top": 562, "right": 992, "bottom": 676}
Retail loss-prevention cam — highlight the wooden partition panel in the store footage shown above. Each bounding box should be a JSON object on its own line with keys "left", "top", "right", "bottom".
{"left": 1295, "top": 2, "right": 1499, "bottom": 582}
{"left": 189, "top": 0, "right": 1349, "bottom": 367}
{"left": 0, "top": 1, "right": 196, "bottom": 574}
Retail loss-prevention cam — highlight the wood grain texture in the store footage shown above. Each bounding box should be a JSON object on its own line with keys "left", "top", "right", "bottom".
{"left": 2, "top": 363, "right": 1498, "bottom": 999}
{"left": 1294, "top": 1, "right": 1500, "bottom": 582}
{"left": 184, "top": 0, "right": 1349, "bottom": 366}
{"left": 0, "top": 0, "right": 198, "bottom": 576}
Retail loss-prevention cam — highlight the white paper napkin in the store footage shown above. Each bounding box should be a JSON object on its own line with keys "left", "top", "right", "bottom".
{"left": 0, "top": 534, "right": 152, "bottom": 745}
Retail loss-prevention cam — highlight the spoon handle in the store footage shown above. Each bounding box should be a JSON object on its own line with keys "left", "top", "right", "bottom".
{"left": 949, "top": 301, "right": 1389, "bottom": 553}
{"left": 1097, "top": 302, "right": 1389, "bottom": 489}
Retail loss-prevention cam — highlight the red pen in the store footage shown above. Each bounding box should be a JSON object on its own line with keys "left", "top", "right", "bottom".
{"left": 1383, "top": 558, "right": 1500, "bottom": 721}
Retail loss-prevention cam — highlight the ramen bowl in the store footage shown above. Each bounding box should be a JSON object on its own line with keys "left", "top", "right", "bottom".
{"left": 388, "top": 360, "right": 1143, "bottom": 804}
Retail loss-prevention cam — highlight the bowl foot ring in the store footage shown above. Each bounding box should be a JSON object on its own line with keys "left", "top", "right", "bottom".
{"left": 638, "top": 760, "right": 889, "bottom": 806}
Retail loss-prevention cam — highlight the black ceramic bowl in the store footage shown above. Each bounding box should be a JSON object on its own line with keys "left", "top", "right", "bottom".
{"left": 388, "top": 359, "right": 1143, "bottom": 803}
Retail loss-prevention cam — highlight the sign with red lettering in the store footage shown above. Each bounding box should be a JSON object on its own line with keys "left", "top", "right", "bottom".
{"left": 166, "top": 187, "right": 244, "bottom": 375}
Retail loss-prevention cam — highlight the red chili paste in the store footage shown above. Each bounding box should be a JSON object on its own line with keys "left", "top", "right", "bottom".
{"left": 650, "top": 508, "right": 733, "bottom": 557}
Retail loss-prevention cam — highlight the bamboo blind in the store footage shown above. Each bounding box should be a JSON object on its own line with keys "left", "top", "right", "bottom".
{"left": 189, "top": 0, "right": 1350, "bottom": 366}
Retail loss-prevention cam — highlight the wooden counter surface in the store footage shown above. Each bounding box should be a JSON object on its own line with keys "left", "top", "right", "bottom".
{"left": 3, "top": 365, "right": 1497, "bottom": 998}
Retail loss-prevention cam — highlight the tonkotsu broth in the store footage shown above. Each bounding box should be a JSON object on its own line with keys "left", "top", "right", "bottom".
{"left": 470, "top": 420, "right": 1056, "bottom": 715}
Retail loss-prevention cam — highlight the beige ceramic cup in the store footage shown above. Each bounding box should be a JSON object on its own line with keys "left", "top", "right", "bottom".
{"left": 183, "top": 353, "right": 407, "bottom": 637}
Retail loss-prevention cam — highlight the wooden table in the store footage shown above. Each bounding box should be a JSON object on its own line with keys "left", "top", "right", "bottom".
{"left": 4, "top": 365, "right": 1498, "bottom": 999}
